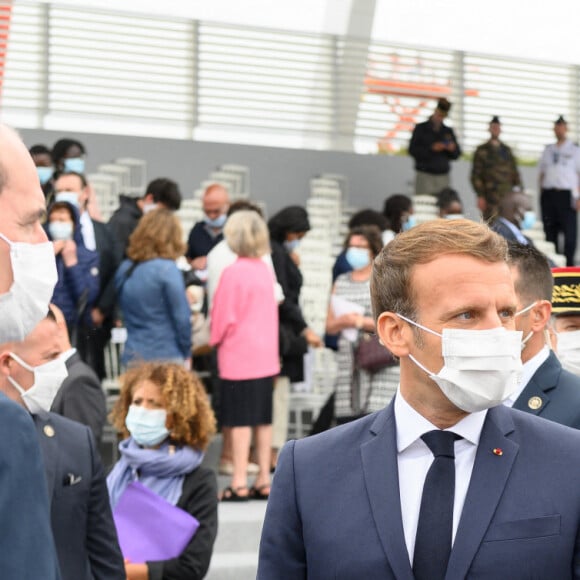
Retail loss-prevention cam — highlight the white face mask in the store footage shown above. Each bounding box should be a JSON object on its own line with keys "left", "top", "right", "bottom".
{"left": 556, "top": 330, "right": 580, "bottom": 375}
{"left": 0, "top": 234, "right": 58, "bottom": 343}
{"left": 7, "top": 352, "right": 68, "bottom": 414}
{"left": 398, "top": 314, "right": 523, "bottom": 413}
{"left": 142, "top": 203, "right": 158, "bottom": 214}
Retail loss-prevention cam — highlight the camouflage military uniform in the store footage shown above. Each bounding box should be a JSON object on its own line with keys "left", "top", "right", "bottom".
{"left": 471, "top": 140, "right": 522, "bottom": 220}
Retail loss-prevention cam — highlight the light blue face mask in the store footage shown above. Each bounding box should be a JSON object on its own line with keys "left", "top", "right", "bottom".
{"left": 36, "top": 166, "right": 53, "bottom": 185}
{"left": 402, "top": 215, "right": 417, "bottom": 231}
{"left": 125, "top": 404, "right": 169, "bottom": 448}
{"left": 283, "top": 238, "right": 301, "bottom": 253}
{"left": 204, "top": 213, "right": 227, "bottom": 228}
{"left": 345, "top": 247, "right": 371, "bottom": 270}
{"left": 48, "top": 221, "right": 74, "bottom": 241}
{"left": 54, "top": 191, "right": 80, "bottom": 208}
{"left": 63, "top": 157, "right": 85, "bottom": 174}
{"left": 520, "top": 211, "right": 536, "bottom": 231}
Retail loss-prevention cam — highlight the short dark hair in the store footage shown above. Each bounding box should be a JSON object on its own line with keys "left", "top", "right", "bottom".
{"left": 348, "top": 209, "right": 388, "bottom": 230}
{"left": 227, "top": 199, "right": 263, "bottom": 218}
{"left": 345, "top": 225, "right": 384, "bottom": 257}
{"left": 146, "top": 178, "right": 181, "bottom": 211}
{"left": 507, "top": 242, "right": 553, "bottom": 303}
{"left": 436, "top": 187, "right": 462, "bottom": 211}
{"left": 29, "top": 144, "right": 51, "bottom": 156}
{"left": 51, "top": 138, "right": 85, "bottom": 165}
{"left": 48, "top": 201, "right": 76, "bottom": 224}
{"left": 54, "top": 171, "right": 88, "bottom": 188}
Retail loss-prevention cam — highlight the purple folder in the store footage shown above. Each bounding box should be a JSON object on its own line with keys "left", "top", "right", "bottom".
{"left": 113, "top": 481, "right": 200, "bottom": 562}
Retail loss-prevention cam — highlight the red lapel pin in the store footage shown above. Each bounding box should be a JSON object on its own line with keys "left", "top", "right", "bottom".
{"left": 492, "top": 448, "right": 503, "bottom": 456}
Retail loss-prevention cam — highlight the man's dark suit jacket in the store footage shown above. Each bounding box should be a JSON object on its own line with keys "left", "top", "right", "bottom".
{"left": 51, "top": 350, "right": 107, "bottom": 441}
{"left": 490, "top": 217, "right": 534, "bottom": 246}
{"left": 513, "top": 350, "right": 580, "bottom": 429}
{"left": 258, "top": 398, "right": 580, "bottom": 579}
{"left": 92, "top": 219, "right": 122, "bottom": 320}
{"left": 0, "top": 395, "right": 60, "bottom": 579}
{"left": 34, "top": 411, "right": 125, "bottom": 580}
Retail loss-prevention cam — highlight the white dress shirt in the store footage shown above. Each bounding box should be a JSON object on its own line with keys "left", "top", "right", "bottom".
{"left": 503, "top": 345, "right": 550, "bottom": 407}
{"left": 79, "top": 211, "right": 97, "bottom": 251}
{"left": 539, "top": 139, "right": 580, "bottom": 198}
{"left": 394, "top": 389, "right": 487, "bottom": 564}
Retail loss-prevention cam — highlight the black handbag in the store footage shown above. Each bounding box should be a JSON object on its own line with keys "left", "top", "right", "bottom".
{"left": 353, "top": 332, "right": 397, "bottom": 373}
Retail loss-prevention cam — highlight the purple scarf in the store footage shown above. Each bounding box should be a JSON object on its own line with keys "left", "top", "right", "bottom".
{"left": 107, "top": 437, "right": 204, "bottom": 509}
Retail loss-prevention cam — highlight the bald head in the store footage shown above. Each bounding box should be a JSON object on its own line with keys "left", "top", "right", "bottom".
{"left": 203, "top": 184, "right": 229, "bottom": 224}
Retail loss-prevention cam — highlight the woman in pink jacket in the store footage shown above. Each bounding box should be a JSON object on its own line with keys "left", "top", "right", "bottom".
{"left": 210, "top": 211, "right": 280, "bottom": 501}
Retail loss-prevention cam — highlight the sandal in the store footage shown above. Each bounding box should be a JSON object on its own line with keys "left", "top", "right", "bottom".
{"left": 249, "top": 484, "right": 271, "bottom": 500}
{"left": 220, "top": 486, "right": 249, "bottom": 502}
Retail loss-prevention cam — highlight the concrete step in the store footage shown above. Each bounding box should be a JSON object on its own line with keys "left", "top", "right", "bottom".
{"left": 207, "top": 498, "right": 267, "bottom": 580}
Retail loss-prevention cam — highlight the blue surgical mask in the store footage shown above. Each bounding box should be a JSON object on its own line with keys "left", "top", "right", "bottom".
{"left": 125, "top": 404, "right": 169, "bottom": 447}
{"left": 48, "top": 221, "right": 74, "bottom": 241}
{"left": 63, "top": 157, "right": 85, "bottom": 174}
{"left": 36, "top": 166, "right": 53, "bottom": 185}
{"left": 204, "top": 213, "right": 227, "bottom": 228}
{"left": 520, "top": 211, "right": 536, "bottom": 231}
{"left": 55, "top": 191, "right": 80, "bottom": 208}
{"left": 345, "top": 247, "right": 370, "bottom": 270}
{"left": 402, "top": 215, "right": 417, "bottom": 231}
{"left": 283, "top": 239, "right": 301, "bottom": 253}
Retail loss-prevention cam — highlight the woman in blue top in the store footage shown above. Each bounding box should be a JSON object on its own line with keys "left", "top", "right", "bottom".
{"left": 115, "top": 209, "right": 192, "bottom": 367}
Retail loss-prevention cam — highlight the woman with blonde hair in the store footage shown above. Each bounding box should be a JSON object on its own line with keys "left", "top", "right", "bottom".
{"left": 107, "top": 362, "right": 217, "bottom": 580}
{"left": 210, "top": 211, "right": 280, "bottom": 500}
{"left": 115, "top": 209, "right": 192, "bottom": 367}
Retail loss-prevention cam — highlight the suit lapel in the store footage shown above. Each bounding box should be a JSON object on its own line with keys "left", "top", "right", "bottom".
{"left": 445, "top": 406, "right": 519, "bottom": 579}
{"left": 361, "top": 401, "right": 414, "bottom": 580}
{"left": 513, "top": 352, "right": 558, "bottom": 417}
{"left": 34, "top": 413, "right": 59, "bottom": 502}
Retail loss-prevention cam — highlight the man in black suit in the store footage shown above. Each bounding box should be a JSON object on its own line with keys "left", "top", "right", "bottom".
{"left": 506, "top": 243, "right": 580, "bottom": 427}
{"left": 490, "top": 190, "right": 536, "bottom": 245}
{"left": 54, "top": 172, "right": 123, "bottom": 379}
{"left": 0, "top": 313, "right": 125, "bottom": 580}
{"left": 50, "top": 304, "right": 107, "bottom": 442}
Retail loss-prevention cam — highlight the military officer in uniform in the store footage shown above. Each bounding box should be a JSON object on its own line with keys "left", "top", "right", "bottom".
{"left": 471, "top": 116, "right": 522, "bottom": 221}
{"left": 539, "top": 116, "right": 580, "bottom": 266}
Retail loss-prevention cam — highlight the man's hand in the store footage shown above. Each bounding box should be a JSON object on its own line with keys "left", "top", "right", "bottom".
{"left": 432, "top": 142, "right": 446, "bottom": 152}
{"left": 91, "top": 308, "right": 105, "bottom": 327}
{"left": 190, "top": 256, "right": 207, "bottom": 270}
{"left": 446, "top": 142, "right": 457, "bottom": 152}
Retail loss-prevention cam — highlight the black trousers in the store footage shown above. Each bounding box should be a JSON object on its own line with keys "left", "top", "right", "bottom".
{"left": 540, "top": 188, "right": 578, "bottom": 266}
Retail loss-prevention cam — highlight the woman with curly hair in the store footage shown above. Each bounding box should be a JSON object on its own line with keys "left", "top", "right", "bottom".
{"left": 115, "top": 209, "right": 192, "bottom": 367}
{"left": 107, "top": 362, "right": 217, "bottom": 580}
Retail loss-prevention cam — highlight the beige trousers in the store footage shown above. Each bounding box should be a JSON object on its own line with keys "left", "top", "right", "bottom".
{"left": 272, "top": 375, "right": 290, "bottom": 449}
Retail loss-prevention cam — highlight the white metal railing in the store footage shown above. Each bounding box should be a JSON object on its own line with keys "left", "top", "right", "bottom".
{"left": 2, "top": 0, "right": 578, "bottom": 160}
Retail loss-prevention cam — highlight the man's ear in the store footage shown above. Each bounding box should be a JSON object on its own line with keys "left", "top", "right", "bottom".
{"left": 0, "top": 350, "right": 13, "bottom": 378}
{"left": 376, "top": 312, "right": 411, "bottom": 358}
{"left": 532, "top": 300, "right": 552, "bottom": 333}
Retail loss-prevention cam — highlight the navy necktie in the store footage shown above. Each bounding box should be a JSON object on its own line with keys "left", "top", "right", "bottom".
{"left": 413, "top": 430, "right": 462, "bottom": 580}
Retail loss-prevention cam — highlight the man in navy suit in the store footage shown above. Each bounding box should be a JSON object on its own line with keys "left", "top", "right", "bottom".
{"left": 490, "top": 189, "right": 536, "bottom": 245}
{"left": 506, "top": 243, "right": 580, "bottom": 427}
{"left": 258, "top": 219, "right": 580, "bottom": 579}
{"left": 0, "top": 312, "right": 125, "bottom": 580}
{"left": 0, "top": 124, "right": 61, "bottom": 578}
